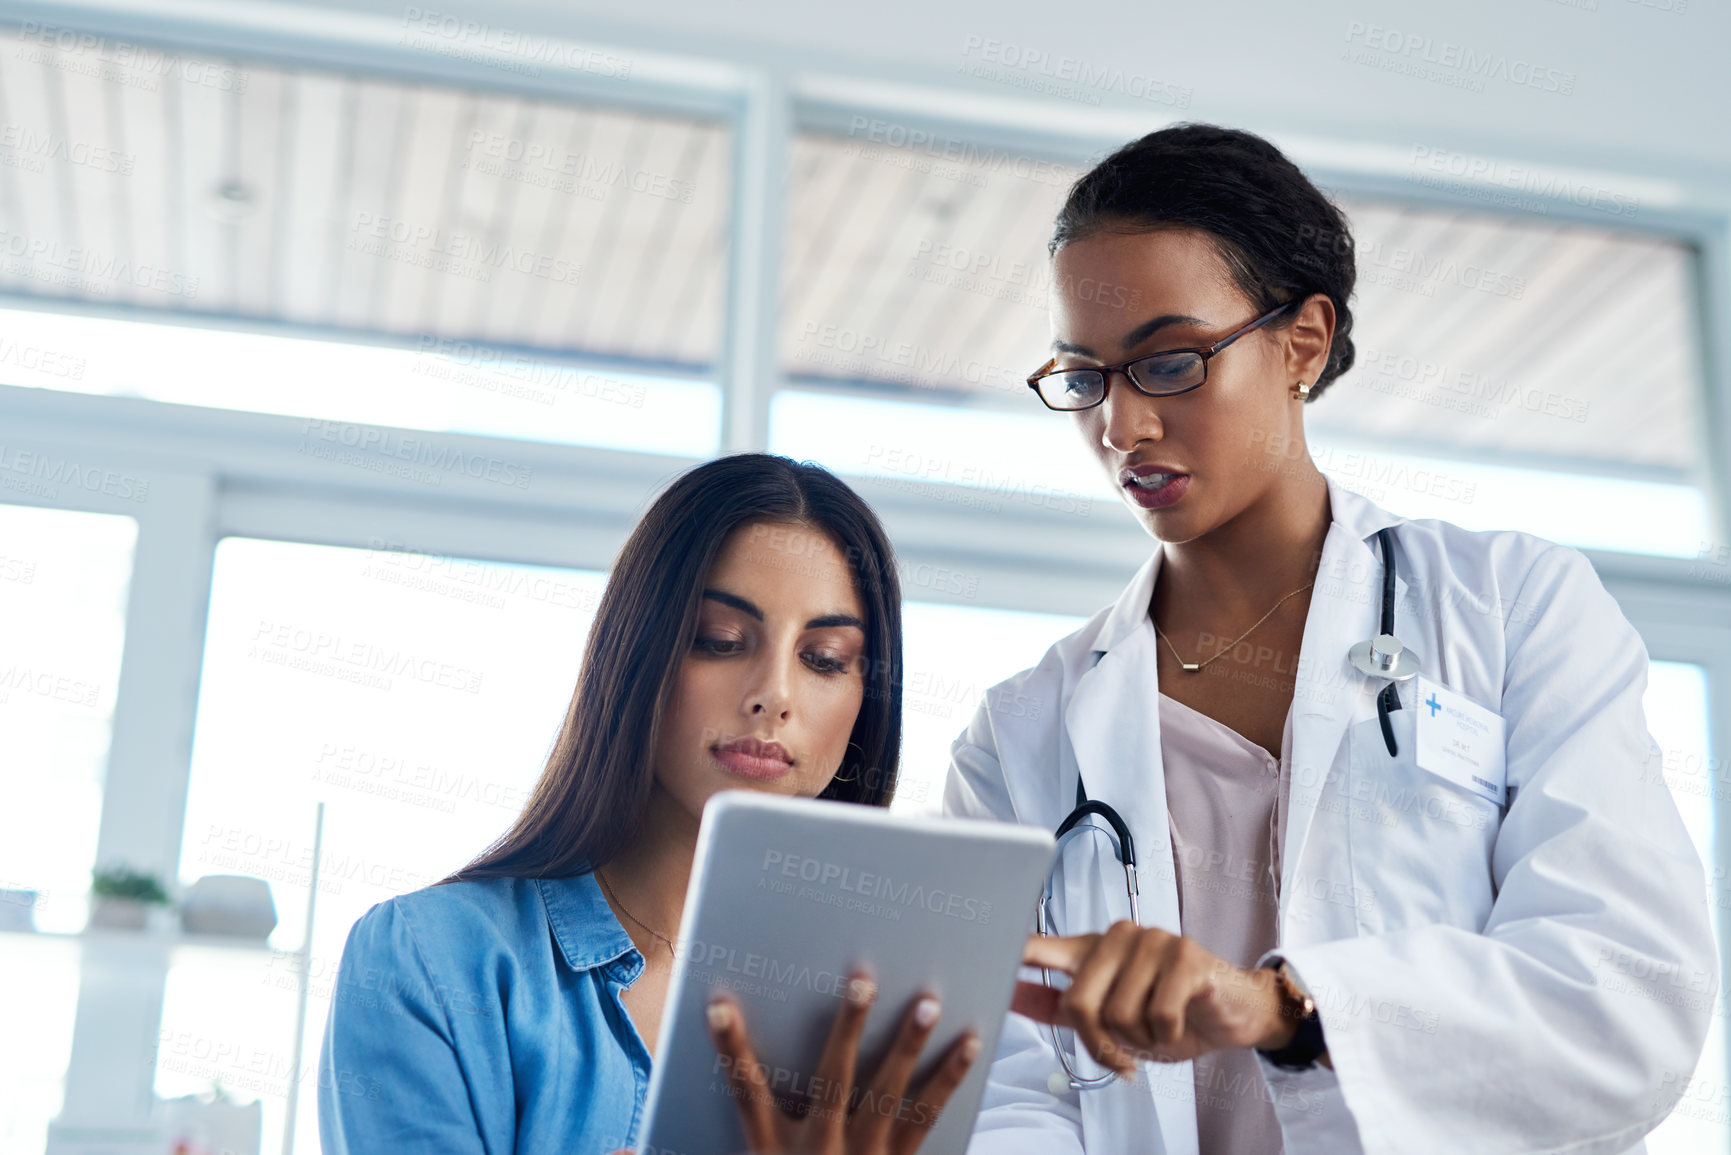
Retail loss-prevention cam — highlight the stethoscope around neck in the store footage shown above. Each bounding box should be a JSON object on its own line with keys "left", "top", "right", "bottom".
{"left": 1035, "top": 527, "right": 1416, "bottom": 1091}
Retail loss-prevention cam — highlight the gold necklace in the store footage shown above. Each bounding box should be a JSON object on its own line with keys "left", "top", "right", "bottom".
{"left": 596, "top": 869, "right": 676, "bottom": 954}
{"left": 1153, "top": 580, "right": 1315, "bottom": 673}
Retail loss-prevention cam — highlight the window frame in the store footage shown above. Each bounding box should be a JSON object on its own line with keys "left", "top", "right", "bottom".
{"left": 2, "top": 5, "right": 1728, "bottom": 1150}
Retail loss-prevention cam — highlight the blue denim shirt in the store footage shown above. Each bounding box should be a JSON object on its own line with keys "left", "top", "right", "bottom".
{"left": 318, "top": 873, "right": 651, "bottom": 1154}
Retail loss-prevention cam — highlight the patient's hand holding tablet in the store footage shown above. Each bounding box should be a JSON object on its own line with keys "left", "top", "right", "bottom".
{"left": 705, "top": 973, "right": 978, "bottom": 1155}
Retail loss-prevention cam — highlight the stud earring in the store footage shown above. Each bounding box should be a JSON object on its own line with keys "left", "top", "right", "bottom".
{"left": 1292, "top": 380, "right": 1312, "bottom": 400}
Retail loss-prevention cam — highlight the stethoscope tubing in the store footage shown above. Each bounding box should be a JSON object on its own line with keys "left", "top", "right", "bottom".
{"left": 1037, "top": 527, "right": 1410, "bottom": 1089}
{"left": 1374, "top": 528, "right": 1403, "bottom": 758}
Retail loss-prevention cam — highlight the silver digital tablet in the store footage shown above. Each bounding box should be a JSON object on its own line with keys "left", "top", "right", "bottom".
{"left": 638, "top": 791, "right": 1054, "bottom": 1155}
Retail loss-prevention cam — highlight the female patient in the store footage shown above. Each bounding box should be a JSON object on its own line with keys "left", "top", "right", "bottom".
{"left": 319, "top": 452, "right": 977, "bottom": 1154}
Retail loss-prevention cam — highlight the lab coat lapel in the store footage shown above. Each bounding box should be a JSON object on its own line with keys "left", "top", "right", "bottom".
{"left": 1063, "top": 555, "right": 1198, "bottom": 1155}
{"left": 1280, "top": 482, "right": 1402, "bottom": 933}
{"left": 1063, "top": 620, "right": 1180, "bottom": 933}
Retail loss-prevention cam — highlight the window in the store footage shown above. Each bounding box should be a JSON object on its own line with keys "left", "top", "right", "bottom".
{"left": 0, "top": 305, "right": 720, "bottom": 457}
{"left": 0, "top": 26, "right": 732, "bottom": 453}
{"left": 781, "top": 130, "right": 1076, "bottom": 400}
{"left": 1309, "top": 199, "right": 1713, "bottom": 558}
{"left": 168, "top": 538, "right": 604, "bottom": 1147}
{"left": 897, "top": 601, "right": 1084, "bottom": 813}
{"left": 0, "top": 503, "right": 136, "bottom": 934}
{"left": 776, "top": 129, "right": 1714, "bottom": 557}
{"left": 0, "top": 935, "right": 80, "bottom": 1154}
{"left": 0, "top": 503, "right": 133, "bottom": 1155}
{"left": 769, "top": 390, "right": 1102, "bottom": 518}
{"left": 1642, "top": 661, "right": 1724, "bottom": 1155}
{"left": 2, "top": 15, "right": 1726, "bottom": 1153}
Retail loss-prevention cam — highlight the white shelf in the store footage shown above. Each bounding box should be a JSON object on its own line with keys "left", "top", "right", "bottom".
{"left": 0, "top": 925, "right": 283, "bottom": 956}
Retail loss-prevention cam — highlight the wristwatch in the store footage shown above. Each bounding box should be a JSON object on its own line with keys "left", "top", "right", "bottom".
{"left": 1256, "top": 959, "right": 1326, "bottom": 1070}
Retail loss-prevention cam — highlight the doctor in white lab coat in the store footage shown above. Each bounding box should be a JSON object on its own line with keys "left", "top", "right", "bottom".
{"left": 943, "top": 124, "right": 1715, "bottom": 1155}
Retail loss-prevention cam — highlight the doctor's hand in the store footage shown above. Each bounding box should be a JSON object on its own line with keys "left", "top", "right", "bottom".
{"left": 706, "top": 974, "right": 981, "bottom": 1155}
{"left": 1014, "top": 925, "right": 1295, "bottom": 1074}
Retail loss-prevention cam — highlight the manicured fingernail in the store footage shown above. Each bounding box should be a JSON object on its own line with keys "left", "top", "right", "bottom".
{"left": 961, "top": 1035, "right": 982, "bottom": 1061}
{"left": 915, "top": 997, "right": 941, "bottom": 1027}
{"left": 707, "top": 1001, "right": 733, "bottom": 1030}
{"left": 849, "top": 978, "right": 877, "bottom": 1005}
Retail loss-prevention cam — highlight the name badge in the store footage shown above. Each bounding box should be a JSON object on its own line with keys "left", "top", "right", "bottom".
{"left": 1414, "top": 675, "right": 1507, "bottom": 806}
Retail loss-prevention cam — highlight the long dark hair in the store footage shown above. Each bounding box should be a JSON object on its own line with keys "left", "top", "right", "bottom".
{"left": 1050, "top": 123, "right": 1358, "bottom": 400}
{"left": 446, "top": 453, "right": 903, "bottom": 883}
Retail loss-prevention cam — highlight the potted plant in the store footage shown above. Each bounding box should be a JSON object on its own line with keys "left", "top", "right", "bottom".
{"left": 89, "top": 865, "right": 170, "bottom": 931}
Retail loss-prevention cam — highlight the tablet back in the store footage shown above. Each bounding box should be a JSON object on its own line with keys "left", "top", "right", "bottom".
{"left": 638, "top": 791, "right": 1054, "bottom": 1155}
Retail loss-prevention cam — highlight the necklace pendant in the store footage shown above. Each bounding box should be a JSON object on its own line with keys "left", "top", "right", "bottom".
{"left": 1180, "top": 661, "right": 1201, "bottom": 672}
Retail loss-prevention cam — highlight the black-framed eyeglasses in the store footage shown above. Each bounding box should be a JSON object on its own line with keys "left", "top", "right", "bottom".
{"left": 1026, "top": 299, "right": 1302, "bottom": 412}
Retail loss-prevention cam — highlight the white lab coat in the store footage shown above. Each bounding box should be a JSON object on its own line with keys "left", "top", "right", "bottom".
{"left": 944, "top": 478, "right": 1716, "bottom": 1155}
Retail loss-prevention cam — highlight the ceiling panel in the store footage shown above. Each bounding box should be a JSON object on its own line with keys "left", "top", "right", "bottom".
{"left": 780, "top": 133, "right": 1065, "bottom": 397}
{"left": 779, "top": 132, "right": 1706, "bottom": 479}
{"left": 0, "top": 44, "right": 70, "bottom": 290}
{"left": 113, "top": 50, "right": 175, "bottom": 312}
{"left": 175, "top": 59, "right": 231, "bottom": 309}
{"left": 0, "top": 28, "right": 731, "bottom": 372}
{"left": 229, "top": 67, "right": 287, "bottom": 319}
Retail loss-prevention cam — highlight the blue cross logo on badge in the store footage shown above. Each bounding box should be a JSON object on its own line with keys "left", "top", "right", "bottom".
{"left": 1426, "top": 693, "right": 1442, "bottom": 717}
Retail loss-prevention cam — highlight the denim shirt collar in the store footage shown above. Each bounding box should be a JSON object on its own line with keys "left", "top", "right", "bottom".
{"left": 535, "top": 873, "right": 645, "bottom": 982}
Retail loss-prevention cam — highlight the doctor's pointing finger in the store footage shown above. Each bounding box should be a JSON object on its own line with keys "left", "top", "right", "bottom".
{"left": 1014, "top": 927, "right": 1304, "bottom": 1072}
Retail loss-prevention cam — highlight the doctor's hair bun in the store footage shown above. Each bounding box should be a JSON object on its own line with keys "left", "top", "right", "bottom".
{"left": 1050, "top": 123, "right": 1357, "bottom": 400}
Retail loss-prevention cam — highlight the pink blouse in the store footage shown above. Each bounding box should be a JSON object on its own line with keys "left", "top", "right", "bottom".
{"left": 1159, "top": 691, "right": 1295, "bottom": 1155}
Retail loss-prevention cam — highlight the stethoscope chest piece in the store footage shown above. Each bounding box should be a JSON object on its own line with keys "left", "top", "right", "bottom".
{"left": 1349, "top": 632, "right": 1419, "bottom": 682}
